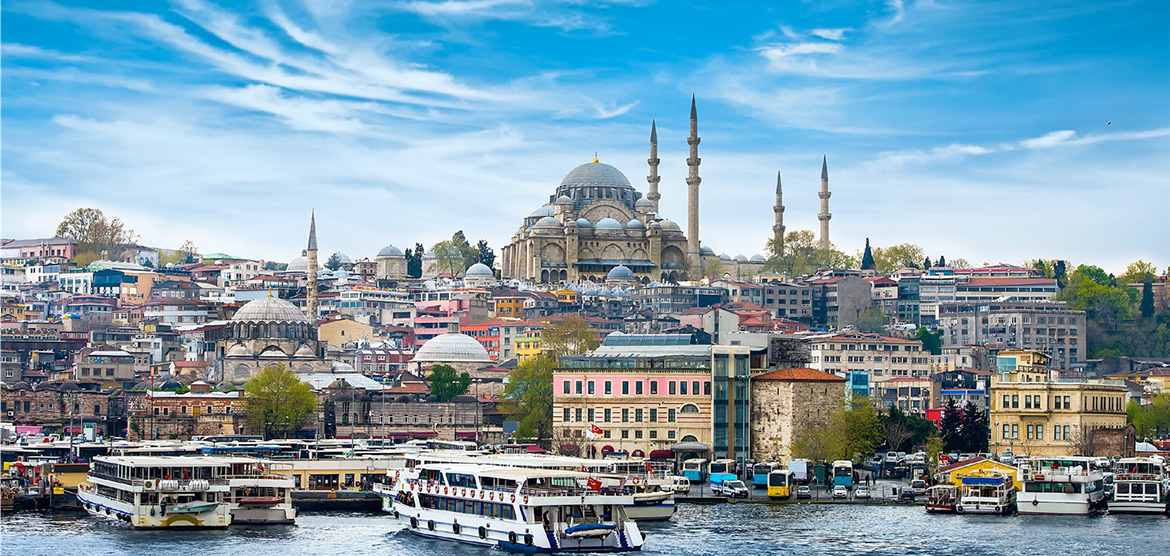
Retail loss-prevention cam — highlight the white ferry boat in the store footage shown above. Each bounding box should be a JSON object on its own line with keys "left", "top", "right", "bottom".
{"left": 77, "top": 456, "right": 232, "bottom": 528}
{"left": 224, "top": 459, "right": 297, "bottom": 525}
{"left": 379, "top": 463, "right": 645, "bottom": 552}
{"left": 1110, "top": 457, "right": 1168, "bottom": 514}
{"left": 398, "top": 452, "right": 675, "bottom": 522}
{"left": 1018, "top": 456, "right": 1106, "bottom": 515}
{"left": 956, "top": 473, "right": 1016, "bottom": 515}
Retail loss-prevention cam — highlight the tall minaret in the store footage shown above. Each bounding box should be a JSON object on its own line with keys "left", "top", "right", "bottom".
{"left": 306, "top": 211, "right": 319, "bottom": 320}
{"left": 686, "top": 95, "right": 702, "bottom": 275}
{"left": 646, "top": 119, "right": 661, "bottom": 213}
{"left": 773, "top": 170, "right": 786, "bottom": 255}
{"left": 818, "top": 155, "right": 832, "bottom": 249}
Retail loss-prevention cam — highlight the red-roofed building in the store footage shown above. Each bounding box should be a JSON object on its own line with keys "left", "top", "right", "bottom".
{"left": 751, "top": 367, "right": 847, "bottom": 462}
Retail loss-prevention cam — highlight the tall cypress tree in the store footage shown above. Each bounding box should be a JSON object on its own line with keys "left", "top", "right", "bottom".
{"left": 939, "top": 398, "right": 962, "bottom": 452}
{"left": 1141, "top": 281, "right": 1155, "bottom": 319}
{"left": 861, "top": 238, "right": 876, "bottom": 271}
{"left": 923, "top": 257, "right": 932, "bottom": 270}
{"left": 937, "top": 255, "right": 947, "bottom": 268}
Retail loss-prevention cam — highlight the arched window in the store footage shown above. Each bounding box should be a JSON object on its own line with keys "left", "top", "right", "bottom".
{"left": 680, "top": 403, "right": 700, "bottom": 414}
{"left": 680, "top": 435, "right": 698, "bottom": 443}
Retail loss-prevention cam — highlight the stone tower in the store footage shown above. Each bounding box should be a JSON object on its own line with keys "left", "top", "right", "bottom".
{"left": 686, "top": 95, "right": 702, "bottom": 275}
{"left": 773, "top": 170, "right": 786, "bottom": 255}
{"left": 646, "top": 119, "right": 661, "bottom": 214}
{"left": 306, "top": 211, "right": 319, "bottom": 320}
{"left": 818, "top": 155, "right": 832, "bottom": 249}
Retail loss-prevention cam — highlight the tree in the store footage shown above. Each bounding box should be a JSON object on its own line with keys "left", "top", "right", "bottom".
{"left": 179, "top": 240, "right": 199, "bottom": 264}
{"left": 938, "top": 399, "right": 963, "bottom": 452}
{"left": 916, "top": 327, "right": 942, "bottom": 355}
{"left": 500, "top": 355, "right": 555, "bottom": 440}
{"left": 937, "top": 255, "right": 946, "bottom": 268}
{"left": 1141, "top": 281, "right": 1155, "bottom": 319}
{"left": 839, "top": 395, "right": 882, "bottom": 460}
{"left": 923, "top": 257, "right": 932, "bottom": 270}
{"left": 957, "top": 400, "right": 988, "bottom": 452}
{"left": 325, "top": 252, "right": 345, "bottom": 271}
{"left": 406, "top": 243, "right": 425, "bottom": 278}
{"left": 705, "top": 257, "right": 727, "bottom": 280}
{"left": 431, "top": 240, "right": 465, "bottom": 277}
{"left": 1119, "top": 260, "right": 1157, "bottom": 285}
{"left": 764, "top": 229, "right": 856, "bottom": 276}
{"left": 1052, "top": 260, "right": 1068, "bottom": 289}
{"left": 882, "top": 407, "right": 915, "bottom": 453}
{"left": 475, "top": 240, "right": 495, "bottom": 268}
{"left": 1128, "top": 392, "right": 1170, "bottom": 439}
{"left": 429, "top": 364, "right": 472, "bottom": 402}
{"left": 925, "top": 434, "right": 945, "bottom": 479}
{"left": 871, "top": 243, "right": 926, "bottom": 274}
{"left": 1067, "top": 425, "right": 1098, "bottom": 457}
{"left": 244, "top": 365, "right": 316, "bottom": 440}
{"left": 855, "top": 308, "right": 888, "bottom": 333}
{"left": 792, "top": 426, "right": 842, "bottom": 465}
{"left": 56, "top": 207, "right": 138, "bottom": 261}
{"left": 950, "top": 258, "right": 971, "bottom": 270}
{"left": 541, "top": 316, "right": 599, "bottom": 358}
{"left": 860, "top": 238, "right": 876, "bottom": 271}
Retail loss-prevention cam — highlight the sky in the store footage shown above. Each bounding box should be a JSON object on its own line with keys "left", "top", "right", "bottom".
{"left": 2, "top": 0, "right": 1168, "bottom": 275}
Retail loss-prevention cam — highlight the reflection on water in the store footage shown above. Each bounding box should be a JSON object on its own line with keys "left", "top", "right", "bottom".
{"left": 3, "top": 505, "right": 1167, "bottom": 556}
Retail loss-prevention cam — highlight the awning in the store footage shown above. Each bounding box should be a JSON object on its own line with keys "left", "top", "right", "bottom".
{"left": 525, "top": 445, "right": 547, "bottom": 453}
{"left": 671, "top": 442, "right": 710, "bottom": 452}
{"left": 648, "top": 450, "right": 674, "bottom": 460}
{"left": 601, "top": 445, "right": 615, "bottom": 453}
{"left": 631, "top": 450, "right": 645, "bottom": 458}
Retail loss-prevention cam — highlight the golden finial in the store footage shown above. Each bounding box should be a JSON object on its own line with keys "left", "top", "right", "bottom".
{"left": 593, "top": 151, "right": 599, "bottom": 163}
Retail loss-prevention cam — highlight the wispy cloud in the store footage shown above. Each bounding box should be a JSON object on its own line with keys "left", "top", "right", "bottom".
{"left": 810, "top": 28, "right": 849, "bottom": 41}
{"left": 870, "top": 127, "right": 1170, "bottom": 166}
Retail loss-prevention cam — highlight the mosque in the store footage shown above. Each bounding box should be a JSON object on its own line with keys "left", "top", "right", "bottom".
{"left": 499, "top": 97, "right": 834, "bottom": 284}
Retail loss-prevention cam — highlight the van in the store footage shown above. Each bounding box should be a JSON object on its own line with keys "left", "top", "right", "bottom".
{"left": 668, "top": 475, "right": 692, "bottom": 495}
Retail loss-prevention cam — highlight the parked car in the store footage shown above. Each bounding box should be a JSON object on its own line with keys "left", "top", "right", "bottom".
{"left": 718, "top": 480, "right": 750, "bottom": 499}
{"left": 1093, "top": 457, "right": 1111, "bottom": 469}
{"left": 895, "top": 486, "right": 916, "bottom": 501}
{"left": 1000, "top": 451, "right": 1015, "bottom": 465}
{"left": 832, "top": 485, "right": 849, "bottom": 499}
{"left": 667, "top": 476, "right": 692, "bottom": 495}
{"left": 855, "top": 486, "right": 871, "bottom": 499}
{"left": 910, "top": 479, "right": 927, "bottom": 495}
{"left": 796, "top": 485, "right": 812, "bottom": 499}
{"left": 886, "top": 451, "right": 898, "bottom": 463}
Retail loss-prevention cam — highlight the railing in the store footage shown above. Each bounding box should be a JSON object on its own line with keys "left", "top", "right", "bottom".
{"left": 1113, "top": 473, "right": 1161, "bottom": 482}
{"left": 90, "top": 472, "right": 228, "bottom": 488}
{"left": 403, "top": 478, "right": 633, "bottom": 498}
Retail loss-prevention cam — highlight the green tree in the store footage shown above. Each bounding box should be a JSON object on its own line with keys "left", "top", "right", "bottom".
{"left": 705, "top": 257, "right": 727, "bottom": 279}
{"left": 1053, "top": 260, "right": 1068, "bottom": 289}
{"left": 764, "top": 229, "right": 856, "bottom": 276}
{"left": 1141, "top": 281, "right": 1155, "bottom": 319}
{"left": 792, "top": 426, "right": 842, "bottom": 465}
{"left": 839, "top": 395, "right": 882, "bottom": 460}
{"left": 1127, "top": 392, "right": 1170, "bottom": 439}
{"left": 244, "top": 365, "right": 316, "bottom": 440}
{"left": 937, "top": 255, "right": 947, "bottom": 267}
{"left": 871, "top": 243, "right": 926, "bottom": 274}
{"left": 541, "top": 316, "right": 599, "bottom": 358}
{"left": 958, "top": 400, "right": 989, "bottom": 452}
{"left": 860, "top": 238, "right": 876, "bottom": 271}
{"left": 925, "top": 434, "right": 945, "bottom": 480}
{"left": 1118, "top": 260, "right": 1157, "bottom": 285}
{"left": 406, "top": 243, "right": 425, "bottom": 278}
{"left": 855, "top": 308, "right": 888, "bottom": 333}
{"left": 429, "top": 364, "right": 472, "bottom": 402}
{"left": 938, "top": 398, "right": 962, "bottom": 452}
{"left": 56, "top": 207, "right": 138, "bottom": 261}
{"left": 431, "top": 240, "right": 465, "bottom": 277}
{"left": 179, "top": 240, "right": 199, "bottom": 264}
{"left": 325, "top": 252, "right": 345, "bottom": 271}
{"left": 915, "top": 327, "right": 942, "bottom": 355}
{"left": 923, "top": 257, "right": 932, "bottom": 270}
{"left": 500, "top": 355, "right": 555, "bottom": 440}
{"left": 475, "top": 240, "right": 495, "bottom": 268}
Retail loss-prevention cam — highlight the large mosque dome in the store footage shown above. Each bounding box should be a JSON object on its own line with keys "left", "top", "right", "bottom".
{"left": 559, "top": 161, "right": 633, "bottom": 190}
{"left": 233, "top": 296, "right": 310, "bottom": 323}
{"left": 413, "top": 333, "right": 492, "bottom": 364}
{"left": 229, "top": 295, "right": 315, "bottom": 341}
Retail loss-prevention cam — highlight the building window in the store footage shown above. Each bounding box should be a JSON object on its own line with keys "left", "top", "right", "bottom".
{"left": 668, "top": 409, "right": 676, "bottom": 422}
{"left": 691, "top": 381, "right": 699, "bottom": 395}
{"left": 1011, "top": 424, "right": 1018, "bottom": 439}
{"left": 649, "top": 430, "right": 657, "bottom": 439}
{"left": 1063, "top": 425, "right": 1070, "bottom": 440}
{"left": 1002, "top": 424, "right": 1010, "bottom": 440}
{"left": 587, "top": 408, "right": 594, "bottom": 422}
{"left": 563, "top": 381, "right": 570, "bottom": 394}
{"left": 1036, "top": 425, "right": 1043, "bottom": 440}
{"left": 576, "top": 381, "right": 582, "bottom": 394}
{"left": 605, "top": 381, "right": 612, "bottom": 395}
{"left": 635, "top": 430, "right": 643, "bottom": 439}
{"left": 588, "top": 382, "right": 595, "bottom": 395}
{"left": 1054, "top": 425, "right": 1062, "bottom": 440}
{"left": 635, "top": 409, "right": 643, "bottom": 422}
{"left": 1011, "top": 395, "right": 1019, "bottom": 408}
{"left": 668, "top": 430, "right": 676, "bottom": 440}
{"left": 679, "top": 381, "right": 688, "bottom": 395}
{"left": 635, "top": 382, "right": 643, "bottom": 395}
{"left": 649, "top": 408, "right": 657, "bottom": 422}
{"left": 563, "top": 408, "right": 570, "bottom": 422}
{"left": 622, "top": 409, "right": 629, "bottom": 422}
{"left": 621, "top": 430, "right": 629, "bottom": 439}
{"left": 622, "top": 381, "right": 629, "bottom": 395}
{"left": 650, "top": 382, "right": 658, "bottom": 395}
{"left": 1027, "top": 425, "right": 1034, "bottom": 439}
{"left": 669, "top": 382, "right": 676, "bottom": 395}
{"left": 604, "top": 408, "right": 611, "bottom": 422}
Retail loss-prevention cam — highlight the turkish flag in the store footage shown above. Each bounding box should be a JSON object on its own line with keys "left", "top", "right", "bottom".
{"left": 587, "top": 477, "right": 602, "bottom": 492}
{"left": 580, "top": 465, "right": 588, "bottom": 473}
{"left": 590, "top": 424, "right": 603, "bottom": 435}
{"left": 646, "top": 462, "right": 653, "bottom": 474}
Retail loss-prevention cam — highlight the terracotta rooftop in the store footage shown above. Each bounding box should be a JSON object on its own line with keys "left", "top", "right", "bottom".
{"left": 753, "top": 368, "right": 846, "bottom": 382}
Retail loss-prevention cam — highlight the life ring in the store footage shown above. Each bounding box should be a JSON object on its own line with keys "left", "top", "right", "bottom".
{"left": 632, "top": 477, "right": 641, "bottom": 485}
{"left": 956, "top": 505, "right": 964, "bottom": 513}
{"left": 395, "top": 470, "right": 401, "bottom": 478}
{"left": 462, "top": 488, "right": 467, "bottom": 497}
{"left": 428, "top": 519, "right": 435, "bottom": 531}
{"left": 445, "top": 487, "right": 449, "bottom": 495}
{"left": 478, "top": 526, "right": 487, "bottom": 539}
{"left": 410, "top": 516, "right": 418, "bottom": 528}
{"left": 452, "top": 521, "right": 461, "bottom": 534}
{"left": 523, "top": 495, "right": 529, "bottom": 504}
{"left": 511, "top": 494, "right": 516, "bottom": 502}
{"left": 479, "top": 490, "right": 484, "bottom": 499}
{"left": 144, "top": 480, "right": 154, "bottom": 489}
{"left": 1032, "top": 497, "right": 1038, "bottom": 506}
{"left": 508, "top": 531, "right": 518, "bottom": 544}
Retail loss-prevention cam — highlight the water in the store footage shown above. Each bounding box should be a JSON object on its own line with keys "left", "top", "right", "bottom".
{"left": 3, "top": 505, "right": 1167, "bottom": 556}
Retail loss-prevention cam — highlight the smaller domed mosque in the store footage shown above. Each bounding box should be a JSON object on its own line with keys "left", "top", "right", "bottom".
{"left": 221, "top": 293, "right": 332, "bottom": 382}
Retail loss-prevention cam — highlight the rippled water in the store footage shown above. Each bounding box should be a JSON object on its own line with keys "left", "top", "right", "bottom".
{"left": 3, "top": 505, "right": 1167, "bottom": 556}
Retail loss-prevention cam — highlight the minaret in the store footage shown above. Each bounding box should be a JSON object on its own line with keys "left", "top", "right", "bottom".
{"left": 646, "top": 119, "right": 661, "bottom": 213}
{"left": 773, "top": 170, "right": 786, "bottom": 255}
{"left": 306, "top": 211, "right": 319, "bottom": 320}
{"left": 818, "top": 155, "right": 832, "bottom": 249}
{"left": 686, "top": 95, "right": 702, "bottom": 275}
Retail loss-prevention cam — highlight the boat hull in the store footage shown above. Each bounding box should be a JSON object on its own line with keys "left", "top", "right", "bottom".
{"left": 230, "top": 505, "right": 297, "bottom": 525}
{"left": 624, "top": 498, "right": 675, "bottom": 522}
{"left": 1107, "top": 501, "right": 1168, "bottom": 514}
{"left": 77, "top": 490, "right": 230, "bottom": 529}
{"left": 1017, "top": 496, "right": 1102, "bottom": 516}
{"left": 925, "top": 503, "right": 955, "bottom": 514}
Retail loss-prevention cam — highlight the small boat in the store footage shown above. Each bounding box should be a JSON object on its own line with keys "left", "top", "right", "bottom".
{"left": 956, "top": 473, "right": 1016, "bottom": 515}
{"left": 238, "top": 497, "right": 285, "bottom": 506}
{"left": 565, "top": 522, "right": 617, "bottom": 539}
{"left": 925, "top": 485, "right": 958, "bottom": 513}
{"left": 165, "top": 501, "right": 220, "bottom": 515}
{"left": 1110, "top": 457, "right": 1168, "bottom": 514}
{"left": 1018, "top": 457, "right": 1106, "bottom": 515}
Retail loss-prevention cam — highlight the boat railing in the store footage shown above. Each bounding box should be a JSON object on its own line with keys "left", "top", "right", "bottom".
{"left": 1113, "top": 473, "right": 1161, "bottom": 482}
{"left": 223, "top": 473, "right": 293, "bottom": 481}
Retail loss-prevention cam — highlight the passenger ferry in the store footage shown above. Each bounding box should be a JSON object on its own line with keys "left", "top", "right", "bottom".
{"left": 77, "top": 456, "right": 232, "bottom": 528}
{"left": 925, "top": 484, "right": 958, "bottom": 513}
{"left": 380, "top": 463, "right": 644, "bottom": 552}
{"left": 1018, "top": 456, "right": 1106, "bottom": 515}
{"left": 224, "top": 459, "right": 297, "bottom": 525}
{"left": 1110, "top": 457, "right": 1168, "bottom": 514}
{"left": 956, "top": 473, "right": 1016, "bottom": 515}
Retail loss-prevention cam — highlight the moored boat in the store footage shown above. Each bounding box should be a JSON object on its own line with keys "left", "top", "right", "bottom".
{"left": 225, "top": 459, "right": 297, "bottom": 525}
{"left": 1109, "top": 457, "right": 1167, "bottom": 515}
{"left": 925, "top": 485, "right": 958, "bottom": 513}
{"left": 76, "top": 456, "right": 232, "bottom": 528}
{"left": 956, "top": 473, "right": 1016, "bottom": 515}
{"left": 379, "top": 463, "right": 644, "bottom": 552}
{"left": 1018, "top": 457, "right": 1106, "bottom": 515}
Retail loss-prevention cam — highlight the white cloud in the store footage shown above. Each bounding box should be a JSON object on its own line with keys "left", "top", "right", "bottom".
{"left": 810, "top": 28, "right": 849, "bottom": 41}
{"left": 1017, "top": 129, "right": 1076, "bottom": 149}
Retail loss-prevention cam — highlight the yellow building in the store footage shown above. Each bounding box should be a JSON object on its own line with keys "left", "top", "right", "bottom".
{"left": 995, "top": 349, "right": 1052, "bottom": 382}
{"left": 937, "top": 457, "right": 1019, "bottom": 486}
{"left": 318, "top": 317, "right": 375, "bottom": 349}
{"left": 550, "top": 288, "right": 579, "bottom": 306}
{"left": 515, "top": 335, "right": 543, "bottom": 363}
{"left": 989, "top": 375, "right": 1128, "bottom": 458}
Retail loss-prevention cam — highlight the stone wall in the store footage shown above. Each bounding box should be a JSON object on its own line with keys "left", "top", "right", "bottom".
{"left": 750, "top": 380, "right": 844, "bottom": 463}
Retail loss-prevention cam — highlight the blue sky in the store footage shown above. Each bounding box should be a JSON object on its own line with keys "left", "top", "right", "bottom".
{"left": 2, "top": 0, "right": 1167, "bottom": 274}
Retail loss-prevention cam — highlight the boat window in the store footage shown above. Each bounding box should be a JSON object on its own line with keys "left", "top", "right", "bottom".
{"left": 1024, "top": 482, "right": 1043, "bottom": 493}
{"left": 1146, "top": 484, "right": 1159, "bottom": 495}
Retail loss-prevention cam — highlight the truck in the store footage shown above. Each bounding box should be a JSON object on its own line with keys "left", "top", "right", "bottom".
{"left": 788, "top": 459, "right": 811, "bottom": 484}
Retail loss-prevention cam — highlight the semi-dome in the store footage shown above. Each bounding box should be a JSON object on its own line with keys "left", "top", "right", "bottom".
{"left": 466, "top": 263, "right": 493, "bottom": 277}
{"left": 659, "top": 219, "right": 682, "bottom": 232}
{"left": 700, "top": 246, "right": 716, "bottom": 256}
{"left": 575, "top": 218, "right": 592, "bottom": 228}
{"left": 528, "top": 204, "right": 555, "bottom": 218}
{"left": 606, "top": 265, "right": 636, "bottom": 281}
{"left": 534, "top": 216, "right": 561, "bottom": 229}
{"left": 294, "top": 344, "right": 317, "bottom": 358}
{"left": 287, "top": 253, "right": 308, "bottom": 272}
{"left": 232, "top": 295, "right": 311, "bottom": 323}
{"left": 413, "top": 333, "right": 492, "bottom": 364}
{"left": 560, "top": 161, "right": 632, "bottom": 189}
{"left": 625, "top": 219, "right": 645, "bottom": 230}
{"left": 719, "top": 253, "right": 732, "bottom": 261}
{"left": 750, "top": 254, "right": 766, "bottom": 262}
{"left": 555, "top": 195, "right": 573, "bottom": 205}
{"left": 377, "top": 244, "right": 404, "bottom": 258}
{"left": 595, "top": 218, "right": 624, "bottom": 231}
{"left": 734, "top": 254, "right": 748, "bottom": 262}
{"left": 226, "top": 343, "right": 251, "bottom": 357}
{"left": 635, "top": 198, "right": 654, "bottom": 209}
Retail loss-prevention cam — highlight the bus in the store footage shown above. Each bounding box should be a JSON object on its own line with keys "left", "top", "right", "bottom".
{"left": 709, "top": 459, "right": 738, "bottom": 486}
{"left": 788, "top": 459, "right": 812, "bottom": 484}
{"left": 682, "top": 458, "right": 708, "bottom": 483}
{"left": 767, "top": 469, "right": 794, "bottom": 500}
{"left": 753, "top": 462, "right": 781, "bottom": 488}
{"left": 832, "top": 460, "right": 854, "bottom": 488}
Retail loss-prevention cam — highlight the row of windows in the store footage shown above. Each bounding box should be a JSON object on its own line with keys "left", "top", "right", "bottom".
{"left": 570, "top": 428, "right": 678, "bottom": 440}
{"left": 1001, "top": 424, "right": 1072, "bottom": 440}
{"left": 563, "top": 379, "right": 712, "bottom": 397}
{"left": 562, "top": 405, "right": 699, "bottom": 424}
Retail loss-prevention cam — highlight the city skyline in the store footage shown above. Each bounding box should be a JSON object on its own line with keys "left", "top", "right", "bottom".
{"left": 2, "top": 1, "right": 1167, "bottom": 274}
